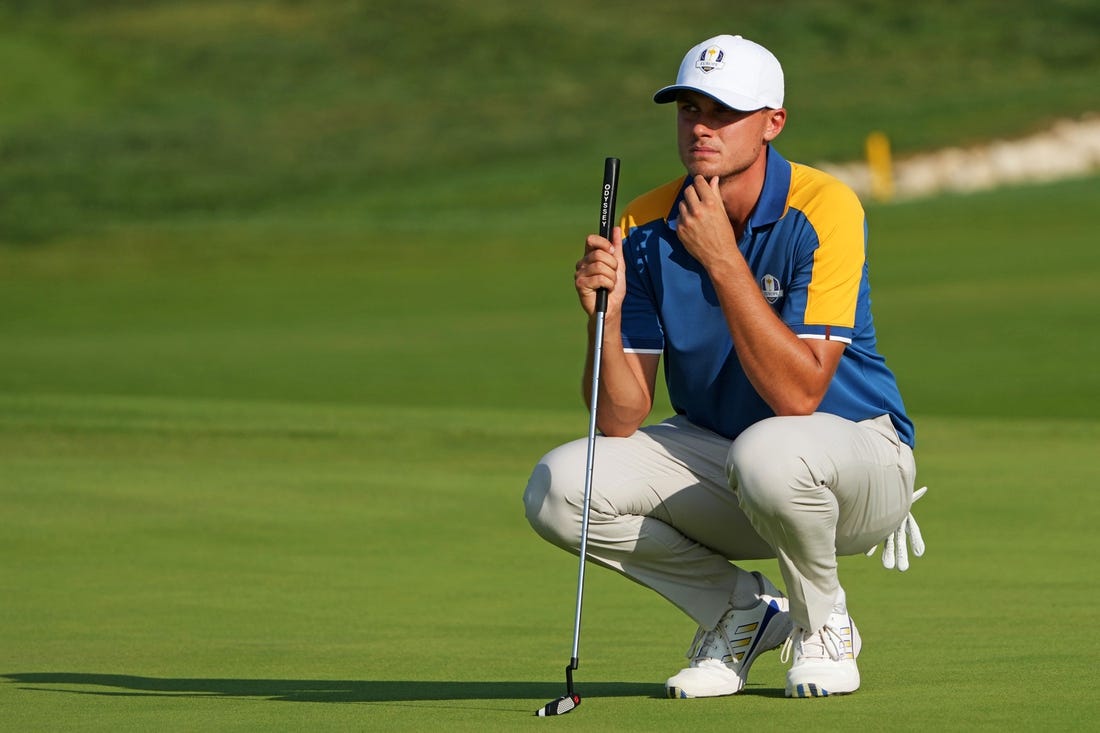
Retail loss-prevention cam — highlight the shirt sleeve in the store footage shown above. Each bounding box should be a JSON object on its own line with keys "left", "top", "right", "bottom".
{"left": 782, "top": 171, "right": 866, "bottom": 344}
{"left": 619, "top": 213, "right": 665, "bottom": 354}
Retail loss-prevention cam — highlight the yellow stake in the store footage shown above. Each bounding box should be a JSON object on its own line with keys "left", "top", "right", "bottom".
{"left": 865, "top": 131, "right": 895, "bottom": 202}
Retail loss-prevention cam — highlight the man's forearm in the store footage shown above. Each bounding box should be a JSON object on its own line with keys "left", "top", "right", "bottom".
{"left": 582, "top": 314, "right": 654, "bottom": 437}
{"left": 706, "top": 258, "right": 837, "bottom": 416}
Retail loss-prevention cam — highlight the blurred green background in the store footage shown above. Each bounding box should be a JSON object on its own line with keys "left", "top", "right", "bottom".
{"left": 3, "top": 0, "right": 1099, "bottom": 244}
{"left": 2, "top": 1, "right": 1098, "bottom": 731}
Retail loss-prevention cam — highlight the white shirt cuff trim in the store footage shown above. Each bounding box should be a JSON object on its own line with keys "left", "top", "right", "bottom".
{"left": 798, "top": 333, "right": 853, "bottom": 344}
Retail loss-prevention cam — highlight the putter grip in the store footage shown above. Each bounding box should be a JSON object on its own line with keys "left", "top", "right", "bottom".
{"left": 596, "top": 157, "right": 620, "bottom": 315}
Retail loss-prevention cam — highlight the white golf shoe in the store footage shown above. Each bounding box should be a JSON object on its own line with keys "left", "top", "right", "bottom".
{"left": 782, "top": 591, "right": 862, "bottom": 698}
{"left": 666, "top": 572, "right": 792, "bottom": 698}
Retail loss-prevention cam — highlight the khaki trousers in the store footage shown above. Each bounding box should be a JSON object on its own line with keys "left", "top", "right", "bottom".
{"left": 524, "top": 413, "right": 916, "bottom": 632}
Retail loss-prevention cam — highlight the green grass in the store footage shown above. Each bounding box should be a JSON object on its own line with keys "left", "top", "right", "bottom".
{"left": 2, "top": 1, "right": 1100, "bottom": 730}
{"left": 3, "top": 397, "right": 1099, "bottom": 730}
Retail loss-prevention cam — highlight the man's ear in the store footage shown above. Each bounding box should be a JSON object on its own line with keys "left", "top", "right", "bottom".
{"left": 764, "top": 108, "right": 787, "bottom": 142}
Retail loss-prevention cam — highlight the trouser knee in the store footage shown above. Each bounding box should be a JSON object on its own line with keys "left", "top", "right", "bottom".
{"left": 523, "top": 447, "right": 585, "bottom": 552}
{"left": 727, "top": 420, "right": 813, "bottom": 520}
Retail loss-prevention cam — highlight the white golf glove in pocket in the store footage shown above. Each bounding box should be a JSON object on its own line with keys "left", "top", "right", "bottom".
{"left": 866, "top": 486, "right": 927, "bottom": 571}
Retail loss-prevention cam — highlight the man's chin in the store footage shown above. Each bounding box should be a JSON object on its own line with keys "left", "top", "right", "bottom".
{"left": 688, "top": 169, "right": 724, "bottom": 183}
{"left": 683, "top": 158, "right": 724, "bottom": 179}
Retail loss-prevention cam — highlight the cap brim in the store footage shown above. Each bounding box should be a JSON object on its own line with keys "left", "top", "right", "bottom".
{"left": 653, "top": 84, "right": 764, "bottom": 111}
{"left": 653, "top": 85, "right": 685, "bottom": 104}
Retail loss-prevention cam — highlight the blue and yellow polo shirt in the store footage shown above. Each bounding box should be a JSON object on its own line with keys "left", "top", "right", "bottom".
{"left": 619, "top": 147, "right": 914, "bottom": 447}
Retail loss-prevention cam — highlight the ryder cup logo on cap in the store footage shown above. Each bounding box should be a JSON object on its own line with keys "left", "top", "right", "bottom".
{"left": 695, "top": 45, "right": 725, "bottom": 73}
{"left": 654, "top": 34, "right": 784, "bottom": 111}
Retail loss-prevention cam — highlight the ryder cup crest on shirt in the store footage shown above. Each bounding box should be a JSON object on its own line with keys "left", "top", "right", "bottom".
{"left": 653, "top": 34, "right": 784, "bottom": 111}
{"left": 761, "top": 274, "right": 784, "bottom": 304}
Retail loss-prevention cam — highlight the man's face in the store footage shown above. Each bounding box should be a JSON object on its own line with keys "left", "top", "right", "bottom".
{"left": 676, "top": 91, "right": 780, "bottom": 180}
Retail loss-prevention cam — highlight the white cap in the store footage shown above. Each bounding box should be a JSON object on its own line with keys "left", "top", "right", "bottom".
{"left": 653, "top": 35, "right": 784, "bottom": 110}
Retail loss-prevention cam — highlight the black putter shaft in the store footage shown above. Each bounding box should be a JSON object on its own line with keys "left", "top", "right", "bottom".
{"left": 537, "top": 156, "right": 620, "bottom": 717}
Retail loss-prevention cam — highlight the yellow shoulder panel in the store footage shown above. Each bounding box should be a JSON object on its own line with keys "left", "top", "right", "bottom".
{"left": 619, "top": 177, "right": 684, "bottom": 234}
{"left": 788, "top": 164, "right": 866, "bottom": 328}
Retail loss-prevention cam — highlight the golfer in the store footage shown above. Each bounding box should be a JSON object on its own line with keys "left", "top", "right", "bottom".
{"left": 524, "top": 34, "right": 925, "bottom": 698}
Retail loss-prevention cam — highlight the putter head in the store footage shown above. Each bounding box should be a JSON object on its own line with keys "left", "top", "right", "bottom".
{"left": 535, "top": 693, "right": 581, "bottom": 716}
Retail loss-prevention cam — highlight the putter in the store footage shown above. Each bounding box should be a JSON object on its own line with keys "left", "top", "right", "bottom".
{"left": 536, "top": 157, "right": 620, "bottom": 717}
